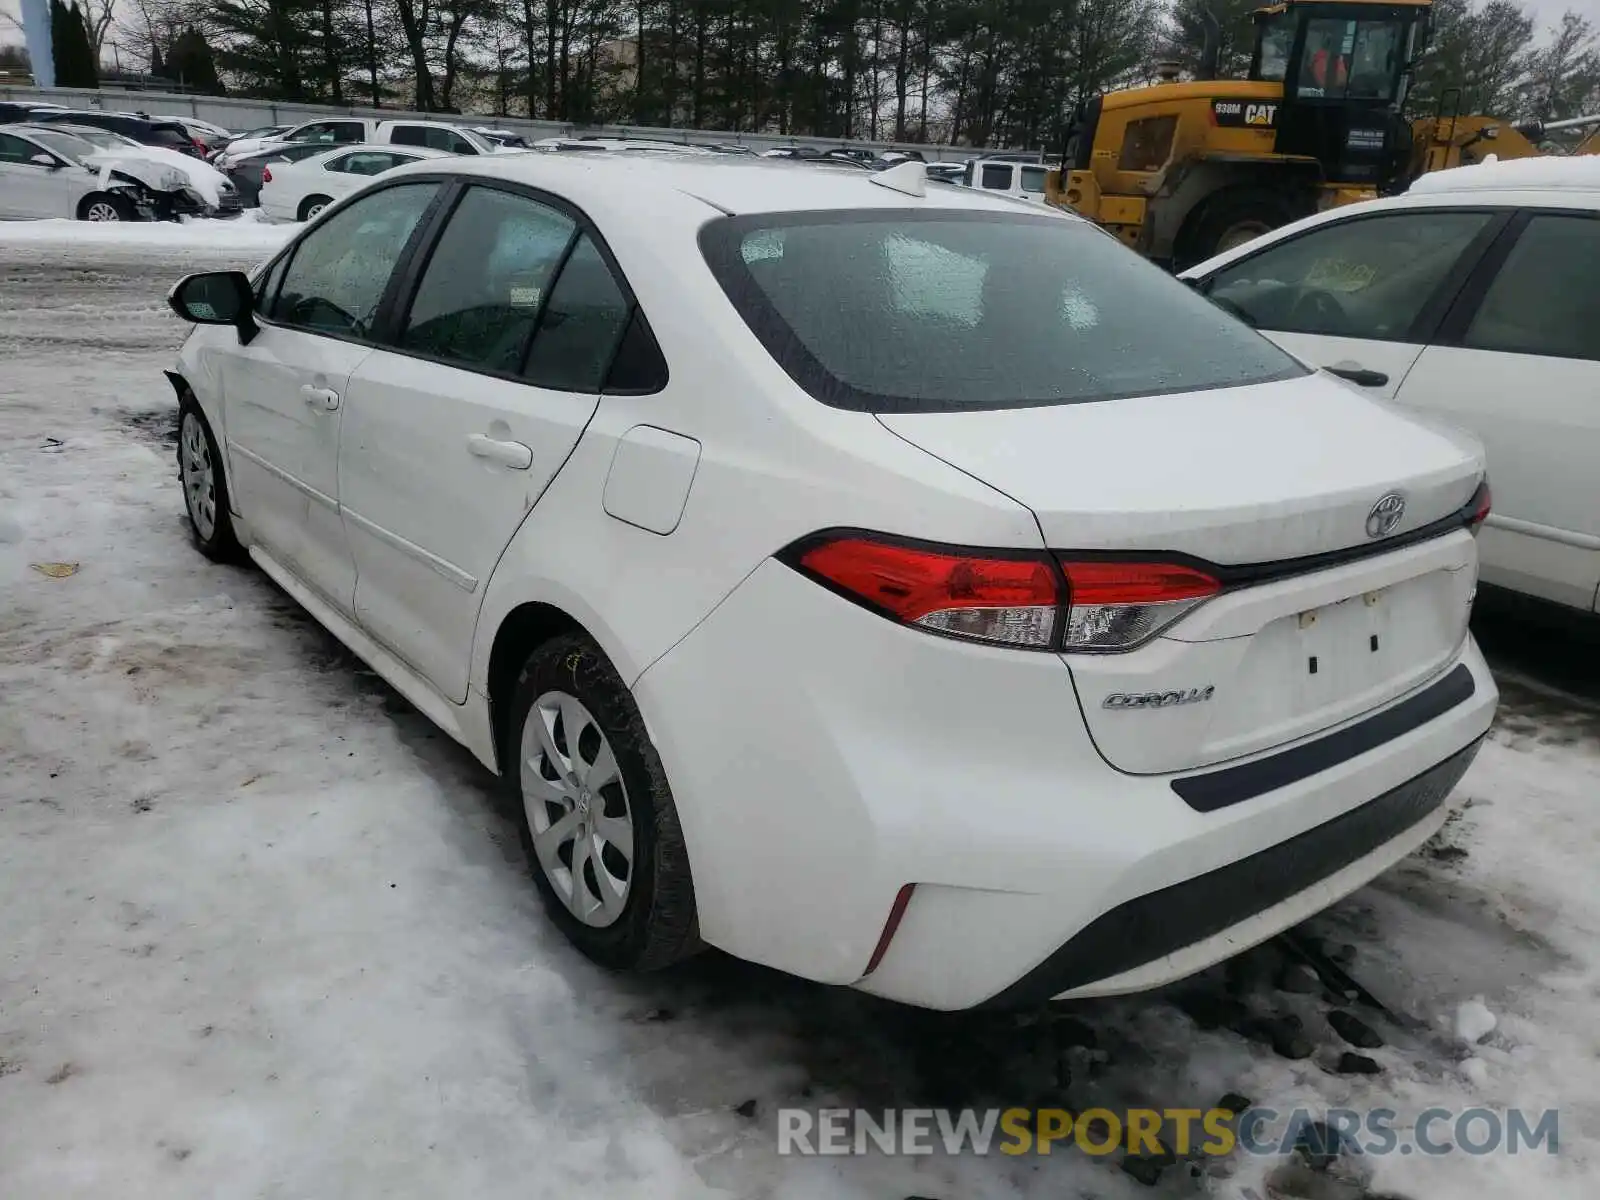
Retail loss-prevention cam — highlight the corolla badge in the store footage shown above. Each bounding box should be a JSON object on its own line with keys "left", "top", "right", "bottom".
{"left": 1365, "top": 492, "right": 1406, "bottom": 540}
{"left": 1103, "top": 687, "right": 1215, "bottom": 710}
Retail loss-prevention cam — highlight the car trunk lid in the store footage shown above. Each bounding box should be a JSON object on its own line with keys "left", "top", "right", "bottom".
{"left": 878, "top": 373, "right": 1485, "bottom": 774}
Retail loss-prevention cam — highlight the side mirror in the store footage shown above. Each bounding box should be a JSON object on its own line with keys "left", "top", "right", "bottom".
{"left": 30, "top": 153, "right": 59, "bottom": 169}
{"left": 168, "top": 270, "right": 259, "bottom": 345}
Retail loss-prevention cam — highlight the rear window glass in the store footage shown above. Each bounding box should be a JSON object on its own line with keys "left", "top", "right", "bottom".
{"left": 150, "top": 126, "right": 192, "bottom": 147}
{"left": 699, "top": 211, "right": 1307, "bottom": 412}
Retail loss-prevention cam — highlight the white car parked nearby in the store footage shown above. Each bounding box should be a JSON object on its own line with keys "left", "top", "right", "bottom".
{"left": 1183, "top": 155, "right": 1600, "bottom": 616}
{"left": 258, "top": 144, "right": 455, "bottom": 222}
{"left": 217, "top": 118, "right": 504, "bottom": 167}
{"left": 163, "top": 153, "right": 1496, "bottom": 1011}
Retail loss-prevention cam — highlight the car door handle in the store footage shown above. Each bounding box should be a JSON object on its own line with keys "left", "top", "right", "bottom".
{"left": 299, "top": 384, "right": 341, "bottom": 411}
{"left": 1325, "top": 365, "right": 1388, "bottom": 388}
{"left": 466, "top": 434, "right": 533, "bottom": 470}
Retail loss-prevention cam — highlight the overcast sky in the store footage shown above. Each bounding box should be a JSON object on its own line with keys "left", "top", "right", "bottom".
{"left": 5, "top": 0, "right": 1600, "bottom": 61}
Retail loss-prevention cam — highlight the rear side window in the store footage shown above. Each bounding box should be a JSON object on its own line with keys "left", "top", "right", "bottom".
{"left": 700, "top": 211, "right": 1305, "bottom": 412}
{"left": 149, "top": 126, "right": 192, "bottom": 148}
{"left": 399, "top": 186, "right": 577, "bottom": 373}
{"left": 980, "top": 164, "right": 1012, "bottom": 190}
{"left": 392, "top": 125, "right": 476, "bottom": 154}
{"left": 1019, "top": 165, "right": 1047, "bottom": 192}
{"left": 1461, "top": 214, "right": 1600, "bottom": 362}
{"left": 522, "top": 234, "right": 632, "bottom": 391}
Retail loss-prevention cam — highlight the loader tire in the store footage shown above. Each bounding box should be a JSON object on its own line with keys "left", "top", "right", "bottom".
{"left": 1180, "top": 189, "right": 1305, "bottom": 270}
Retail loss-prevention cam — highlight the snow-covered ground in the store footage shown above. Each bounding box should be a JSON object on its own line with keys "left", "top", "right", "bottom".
{"left": 2, "top": 222, "right": 1598, "bottom": 1200}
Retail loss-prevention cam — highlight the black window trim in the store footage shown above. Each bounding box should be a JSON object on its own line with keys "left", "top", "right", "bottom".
{"left": 1198, "top": 204, "right": 1515, "bottom": 346}
{"left": 700, "top": 206, "right": 1308, "bottom": 414}
{"left": 369, "top": 175, "right": 668, "bottom": 396}
{"left": 250, "top": 176, "right": 453, "bottom": 351}
{"left": 1431, "top": 206, "right": 1600, "bottom": 363}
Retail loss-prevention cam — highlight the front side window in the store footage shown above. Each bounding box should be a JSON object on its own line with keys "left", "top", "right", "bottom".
{"left": 1462, "top": 215, "right": 1600, "bottom": 361}
{"left": 398, "top": 186, "right": 577, "bottom": 373}
{"left": 1205, "top": 210, "right": 1492, "bottom": 341}
{"left": 0, "top": 133, "right": 37, "bottom": 163}
{"left": 269, "top": 182, "right": 439, "bottom": 337}
{"left": 702, "top": 211, "right": 1306, "bottom": 413}
{"left": 1298, "top": 18, "right": 1402, "bottom": 101}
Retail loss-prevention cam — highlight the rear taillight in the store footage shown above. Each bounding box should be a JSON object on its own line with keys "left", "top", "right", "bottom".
{"left": 795, "top": 535, "right": 1060, "bottom": 648}
{"left": 1465, "top": 479, "right": 1491, "bottom": 533}
{"left": 1056, "top": 559, "right": 1220, "bottom": 651}
{"left": 261, "top": 166, "right": 273, "bottom": 183}
{"left": 786, "top": 533, "right": 1219, "bottom": 652}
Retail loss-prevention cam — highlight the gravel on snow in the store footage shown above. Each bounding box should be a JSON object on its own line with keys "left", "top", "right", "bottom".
{"left": 1, "top": 223, "right": 1598, "bottom": 1200}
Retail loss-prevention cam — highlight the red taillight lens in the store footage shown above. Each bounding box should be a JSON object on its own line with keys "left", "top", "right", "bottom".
{"left": 1057, "top": 559, "right": 1220, "bottom": 651}
{"left": 795, "top": 536, "right": 1061, "bottom": 648}
{"left": 1466, "top": 480, "right": 1491, "bottom": 532}
{"left": 261, "top": 166, "right": 273, "bottom": 183}
{"left": 788, "top": 533, "right": 1223, "bottom": 652}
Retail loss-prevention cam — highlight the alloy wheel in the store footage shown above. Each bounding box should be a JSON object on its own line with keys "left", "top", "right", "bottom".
{"left": 85, "top": 201, "right": 122, "bottom": 222}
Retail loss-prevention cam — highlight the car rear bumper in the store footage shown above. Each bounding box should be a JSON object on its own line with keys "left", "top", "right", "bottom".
{"left": 633, "top": 558, "right": 1497, "bottom": 1011}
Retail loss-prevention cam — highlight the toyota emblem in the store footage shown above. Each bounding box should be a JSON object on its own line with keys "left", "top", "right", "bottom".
{"left": 1366, "top": 492, "right": 1406, "bottom": 540}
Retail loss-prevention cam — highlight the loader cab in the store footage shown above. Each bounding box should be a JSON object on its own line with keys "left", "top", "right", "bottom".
{"left": 1248, "top": 0, "right": 1429, "bottom": 188}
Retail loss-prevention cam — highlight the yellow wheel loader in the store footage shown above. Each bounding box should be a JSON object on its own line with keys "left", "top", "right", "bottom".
{"left": 1047, "top": 0, "right": 1434, "bottom": 268}
{"left": 1044, "top": 0, "right": 1600, "bottom": 268}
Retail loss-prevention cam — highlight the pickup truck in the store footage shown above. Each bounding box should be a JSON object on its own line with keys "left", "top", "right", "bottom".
{"left": 213, "top": 118, "right": 503, "bottom": 167}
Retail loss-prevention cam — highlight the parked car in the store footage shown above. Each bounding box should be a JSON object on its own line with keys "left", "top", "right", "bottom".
{"left": 0, "top": 124, "right": 236, "bottom": 220}
{"left": 211, "top": 124, "right": 289, "bottom": 161}
{"left": 31, "top": 109, "right": 205, "bottom": 157}
{"left": 221, "top": 141, "right": 344, "bottom": 207}
{"left": 473, "top": 126, "right": 530, "bottom": 149}
{"left": 963, "top": 156, "right": 1049, "bottom": 200}
{"left": 163, "top": 154, "right": 1496, "bottom": 1012}
{"left": 167, "top": 116, "right": 234, "bottom": 156}
{"left": 217, "top": 118, "right": 500, "bottom": 166}
{"left": 1182, "top": 155, "right": 1600, "bottom": 617}
{"left": 258, "top": 144, "right": 454, "bottom": 221}
{"left": 0, "top": 101, "right": 58, "bottom": 125}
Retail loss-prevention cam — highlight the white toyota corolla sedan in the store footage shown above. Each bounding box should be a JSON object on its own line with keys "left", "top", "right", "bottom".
{"left": 163, "top": 153, "right": 1497, "bottom": 1011}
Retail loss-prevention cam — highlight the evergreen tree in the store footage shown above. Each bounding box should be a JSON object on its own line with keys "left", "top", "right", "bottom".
{"left": 51, "top": 0, "right": 100, "bottom": 87}
{"left": 168, "top": 26, "right": 226, "bottom": 93}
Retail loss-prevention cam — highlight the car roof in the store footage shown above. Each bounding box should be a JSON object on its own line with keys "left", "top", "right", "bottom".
{"left": 1405, "top": 154, "right": 1600, "bottom": 199}
{"left": 296, "top": 143, "right": 458, "bottom": 164}
{"left": 385, "top": 151, "right": 1085, "bottom": 219}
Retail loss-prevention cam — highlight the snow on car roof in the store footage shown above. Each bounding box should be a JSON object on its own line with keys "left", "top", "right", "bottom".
{"left": 1407, "top": 153, "right": 1600, "bottom": 197}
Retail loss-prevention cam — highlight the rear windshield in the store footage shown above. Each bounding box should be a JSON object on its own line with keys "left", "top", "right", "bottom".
{"left": 698, "top": 210, "right": 1306, "bottom": 412}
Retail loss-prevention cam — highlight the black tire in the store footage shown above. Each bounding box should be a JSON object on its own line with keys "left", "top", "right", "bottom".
{"left": 298, "top": 194, "right": 333, "bottom": 222}
{"left": 77, "top": 192, "right": 137, "bottom": 222}
{"left": 176, "top": 400, "right": 244, "bottom": 562}
{"left": 1179, "top": 188, "right": 1306, "bottom": 271}
{"left": 507, "top": 633, "right": 701, "bottom": 972}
